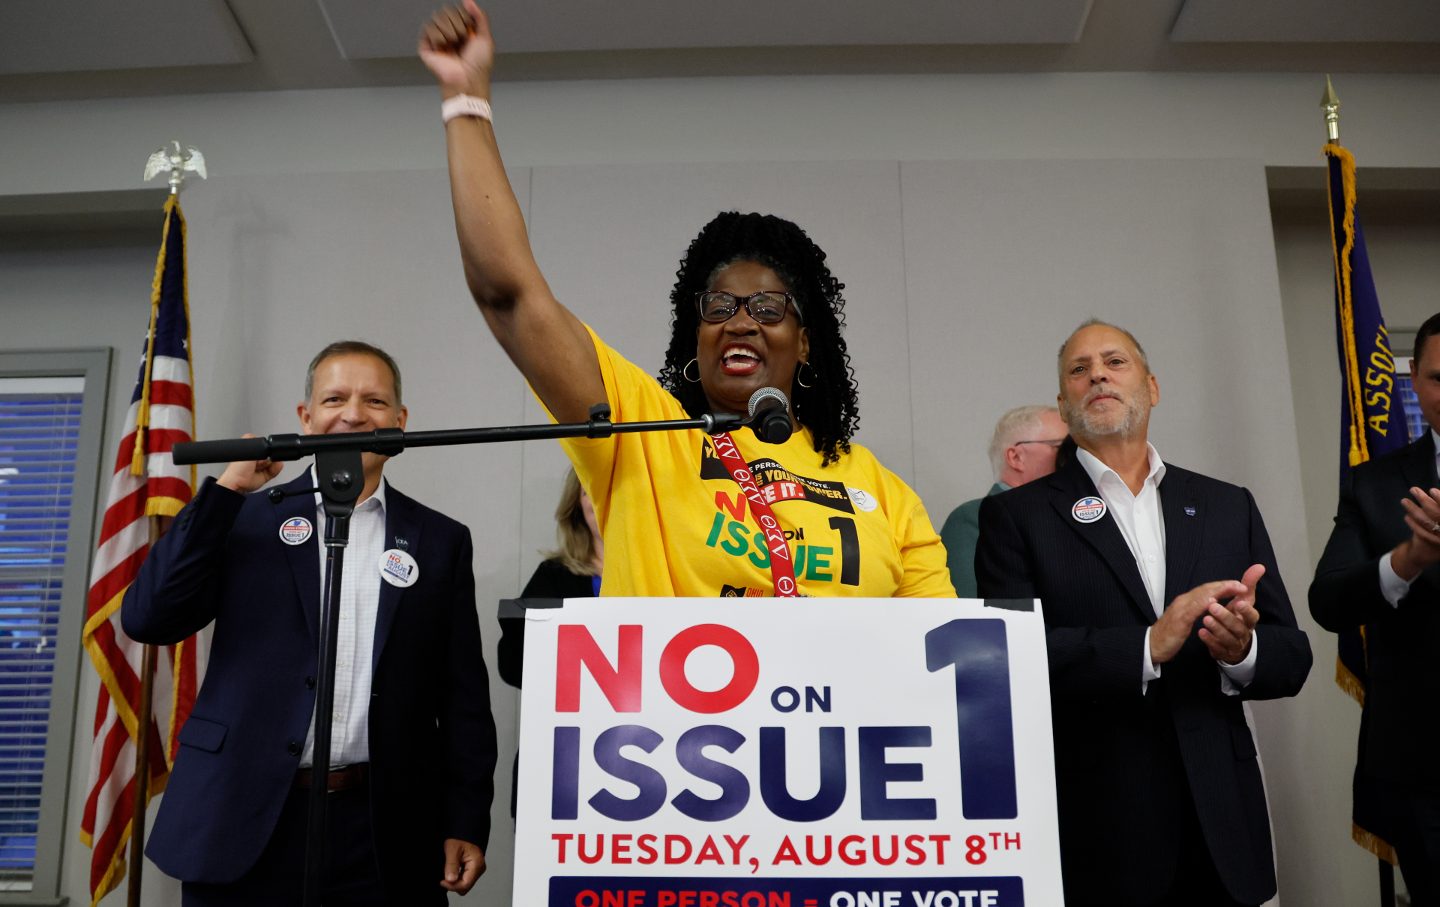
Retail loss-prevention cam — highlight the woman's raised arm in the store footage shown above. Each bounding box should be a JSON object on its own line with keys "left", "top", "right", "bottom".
{"left": 420, "top": 1, "right": 604, "bottom": 422}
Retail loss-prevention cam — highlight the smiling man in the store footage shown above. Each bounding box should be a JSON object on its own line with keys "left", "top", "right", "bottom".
{"left": 121, "top": 340, "right": 496, "bottom": 906}
{"left": 976, "top": 319, "right": 1311, "bottom": 907}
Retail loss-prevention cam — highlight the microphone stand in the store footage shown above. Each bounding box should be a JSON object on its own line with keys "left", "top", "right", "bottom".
{"left": 170, "top": 404, "right": 746, "bottom": 907}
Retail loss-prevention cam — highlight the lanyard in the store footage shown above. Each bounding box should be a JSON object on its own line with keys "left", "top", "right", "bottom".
{"left": 711, "top": 432, "right": 798, "bottom": 597}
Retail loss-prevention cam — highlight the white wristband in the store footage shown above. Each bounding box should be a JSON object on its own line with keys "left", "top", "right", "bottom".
{"left": 441, "top": 94, "right": 493, "bottom": 124}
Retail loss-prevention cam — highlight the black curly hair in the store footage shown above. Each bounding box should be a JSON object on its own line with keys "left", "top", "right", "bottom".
{"left": 657, "top": 212, "right": 860, "bottom": 466}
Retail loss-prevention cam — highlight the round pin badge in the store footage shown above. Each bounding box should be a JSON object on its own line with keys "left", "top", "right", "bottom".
{"left": 278, "top": 516, "right": 313, "bottom": 546}
{"left": 1072, "top": 496, "right": 1107, "bottom": 523}
{"left": 378, "top": 548, "right": 420, "bottom": 588}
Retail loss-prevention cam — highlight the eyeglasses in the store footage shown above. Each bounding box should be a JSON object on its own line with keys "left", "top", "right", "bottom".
{"left": 696, "top": 291, "right": 800, "bottom": 325}
{"left": 1014, "top": 439, "right": 1066, "bottom": 449}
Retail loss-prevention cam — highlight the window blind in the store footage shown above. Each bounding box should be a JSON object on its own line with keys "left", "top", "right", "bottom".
{"left": 0, "top": 379, "right": 84, "bottom": 885}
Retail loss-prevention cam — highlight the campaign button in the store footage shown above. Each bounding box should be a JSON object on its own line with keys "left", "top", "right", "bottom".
{"left": 379, "top": 548, "right": 419, "bottom": 588}
{"left": 279, "top": 517, "right": 313, "bottom": 546}
{"left": 1072, "top": 496, "right": 1107, "bottom": 523}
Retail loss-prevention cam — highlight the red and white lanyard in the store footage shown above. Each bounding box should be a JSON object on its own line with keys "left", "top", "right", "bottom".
{"left": 711, "top": 432, "right": 798, "bottom": 597}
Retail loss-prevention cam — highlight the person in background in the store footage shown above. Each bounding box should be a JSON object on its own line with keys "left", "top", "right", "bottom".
{"left": 498, "top": 465, "right": 602, "bottom": 689}
{"left": 1310, "top": 311, "right": 1440, "bottom": 903}
{"left": 940, "top": 404, "right": 1066, "bottom": 596}
{"left": 498, "top": 466, "right": 602, "bottom": 816}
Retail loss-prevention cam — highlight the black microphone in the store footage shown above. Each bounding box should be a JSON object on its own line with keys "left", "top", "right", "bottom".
{"left": 747, "top": 387, "right": 793, "bottom": 444}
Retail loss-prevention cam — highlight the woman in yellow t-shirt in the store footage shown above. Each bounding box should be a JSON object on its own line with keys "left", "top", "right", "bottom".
{"left": 421, "top": 3, "right": 954, "bottom": 598}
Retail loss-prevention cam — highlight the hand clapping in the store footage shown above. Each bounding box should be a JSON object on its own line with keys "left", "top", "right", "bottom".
{"left": 1150, "top": 563, "right": 1264, "bottom": 665}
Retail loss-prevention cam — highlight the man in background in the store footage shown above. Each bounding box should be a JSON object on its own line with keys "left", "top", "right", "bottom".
{"left": 1310, "top": 312, "right": 1440, "bottom": 902}
{"left": 122, "top": 341, "right": 496, "bottom": 906}
{"left": 940, "top": 404, "right": 1066, "bottom": 596}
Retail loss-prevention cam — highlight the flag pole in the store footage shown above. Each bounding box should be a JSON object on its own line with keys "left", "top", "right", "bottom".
{"left": 1321, "top": 76, "right": 1398, "bottom": 907}
{"left": 123, "top": 143, "right": 206, "bottom": 907}
{"left": 126, "top": 578, "right": 157, "bottom": 907}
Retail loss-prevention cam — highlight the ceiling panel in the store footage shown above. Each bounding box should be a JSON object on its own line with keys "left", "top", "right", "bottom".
{"left": 0, "top": 0, "right": 253, "bottom": 74}
{"left": 319, "top": 0, "right": 1095, "bottom": 59}
{"left": 0, "top": 0, "right": 1436, "bottom": 103}
{"left": 1172, "top": 0, "right": 1440, "bottom": 43}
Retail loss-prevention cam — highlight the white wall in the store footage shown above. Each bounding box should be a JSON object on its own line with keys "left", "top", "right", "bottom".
{"left": 3, "top": 69, "right": 1439, "bottom": 907}
{"left": 3, "top": 73, "right": 1440, "bottom": 196}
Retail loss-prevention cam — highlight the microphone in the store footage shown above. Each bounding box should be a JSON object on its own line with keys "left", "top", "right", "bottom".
{"left": 747, "top": 387, "right": 793, "bottom": 444}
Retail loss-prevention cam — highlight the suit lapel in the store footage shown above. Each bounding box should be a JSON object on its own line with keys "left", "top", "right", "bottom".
{"left": 373, "top": 483, "right": 421, "bottom": 674}
{"left": 1159, "top": 468, "right": 1201, "bottom": 604}
{"left": 272, "top": 472, "right": 322, "bottom": 642}
{"left": 1046, "top": 461, "right": 1156, "bottom": 623}
{"left": 1399, "top": 432, "right": 1437, "bottom": 491}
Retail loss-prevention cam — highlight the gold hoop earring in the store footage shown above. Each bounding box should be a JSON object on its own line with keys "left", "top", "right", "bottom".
{"left": 796, "top": 361, "right": 816, "bottom": 389}
{"left": 682, "top": 358, "right": 701, "bottom": 383}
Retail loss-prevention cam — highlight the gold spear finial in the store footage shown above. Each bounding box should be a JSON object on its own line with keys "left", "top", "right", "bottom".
{"left": 1321, "top": 74, "right": 1341, "bottom": 145}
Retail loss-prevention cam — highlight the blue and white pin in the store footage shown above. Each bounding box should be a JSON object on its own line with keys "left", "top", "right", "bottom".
{"left": 379, "top": 548, "right": 420, "bottom": 588}
{"left": 1072, "top": 496, "right": 1107, "bottom": 524}
{"left": 278, "top": 516, "right": 313, "bottom": 546}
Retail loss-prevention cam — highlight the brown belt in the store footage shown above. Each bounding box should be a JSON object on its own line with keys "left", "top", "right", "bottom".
{"left": 294, "top": 763, "right": 369, "bottom": 792}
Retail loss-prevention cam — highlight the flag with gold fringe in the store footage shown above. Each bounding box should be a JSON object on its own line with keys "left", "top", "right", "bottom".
{"left": 78, "top": 194, "right": 204, "bottom": 905}
{"left": 1325, "top": 140, "right": 1406, "bottom": 865}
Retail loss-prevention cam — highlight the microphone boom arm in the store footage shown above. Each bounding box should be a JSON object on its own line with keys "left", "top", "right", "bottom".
{"left": 171, "top": 404, "right": 751, "bottom": 466}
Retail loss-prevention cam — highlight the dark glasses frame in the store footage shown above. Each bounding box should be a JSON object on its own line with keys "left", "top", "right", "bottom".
{"left": 695, "top": 291, "right": 801, "bottom": 325}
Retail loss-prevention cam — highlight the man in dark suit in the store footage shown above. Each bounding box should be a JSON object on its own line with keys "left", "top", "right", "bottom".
{"left": 977, "top": 320, "right": 1311, "bottom": 907}
{"left": 1310, "top": 312, "right": 1440, "bottom": 902}
{"left": 122, "top": 341, "right": 496, "bottom": 906}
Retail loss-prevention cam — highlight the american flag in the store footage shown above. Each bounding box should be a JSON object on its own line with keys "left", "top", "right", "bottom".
{"left": 79, "top": 194, "right": 204, "bottom": 905}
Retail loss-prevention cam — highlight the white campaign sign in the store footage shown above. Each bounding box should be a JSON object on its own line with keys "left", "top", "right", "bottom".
{"left": 514, "top": 598, "right": 1064, "bottom": 907}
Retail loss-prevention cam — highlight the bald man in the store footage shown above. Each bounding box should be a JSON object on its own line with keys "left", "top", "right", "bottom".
{"left": 977, "top": 320, "right": 1311, "bottom": 907}
{"left": 940, "top": 404, "right": 1066, "bottom": 597}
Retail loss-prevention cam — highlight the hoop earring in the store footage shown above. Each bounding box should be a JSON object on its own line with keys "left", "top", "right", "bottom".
{"left": 796, "top": 360, "right": 816, "bottom": 389}
{"left": 682, "top": 358, "right": 701, "bottom": 383}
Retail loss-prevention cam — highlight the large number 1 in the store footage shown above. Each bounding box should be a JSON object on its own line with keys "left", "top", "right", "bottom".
{"left": 828, "top": 516, "right": 860, "bottom": 586}
{"left": 924, "top": 619, "right": 1018, "bottom": 819}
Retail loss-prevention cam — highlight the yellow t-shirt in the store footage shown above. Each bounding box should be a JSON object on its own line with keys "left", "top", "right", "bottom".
{"left": 553, "top": 328, "right": 955, "bottom": 599}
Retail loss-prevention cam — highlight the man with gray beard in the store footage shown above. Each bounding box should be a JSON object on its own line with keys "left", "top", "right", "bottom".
{"left": 976, "top": 319, "right": 1311, "bottom": 907}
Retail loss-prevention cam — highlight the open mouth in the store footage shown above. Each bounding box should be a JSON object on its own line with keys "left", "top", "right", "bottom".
{"left": 721, "top": 345, "right": 762, "bottom": 376}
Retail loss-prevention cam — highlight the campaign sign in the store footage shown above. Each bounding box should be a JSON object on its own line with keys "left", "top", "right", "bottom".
{"left": 514, "top": 598, "right": 1063, "bottom": 907}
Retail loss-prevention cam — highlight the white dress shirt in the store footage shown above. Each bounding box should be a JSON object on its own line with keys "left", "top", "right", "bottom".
{"left": 1376, "top": 428, "right": 1440, "bottom": 606}
{"left": 1075, "top": 445, "right": 1257, "bottom": 694}
{"left": 300, "top": 469, "right": 386, "bottom": 768}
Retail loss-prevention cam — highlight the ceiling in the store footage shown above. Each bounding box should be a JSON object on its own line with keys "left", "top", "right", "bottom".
{"left": 0, "top": 0, "right": 1437, "bottom": 103}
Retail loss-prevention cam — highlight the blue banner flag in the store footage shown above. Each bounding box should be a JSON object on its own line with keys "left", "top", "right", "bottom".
{"left": 1325, "top": 141, "right": 1405, "bottom": 865}
{"left": 1327, "top": 143, "right": 1406, "bottom": 474}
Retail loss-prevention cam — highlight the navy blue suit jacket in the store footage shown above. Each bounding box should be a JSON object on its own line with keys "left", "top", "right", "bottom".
{"left": 1309, "top": 433, "right": 1440, "bottom": 791}
{"left": 977, "top": 457, "right": 1311, "bottom": 906}
{"left": 121, "top": 472, "right": 496, "bottom": 893}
